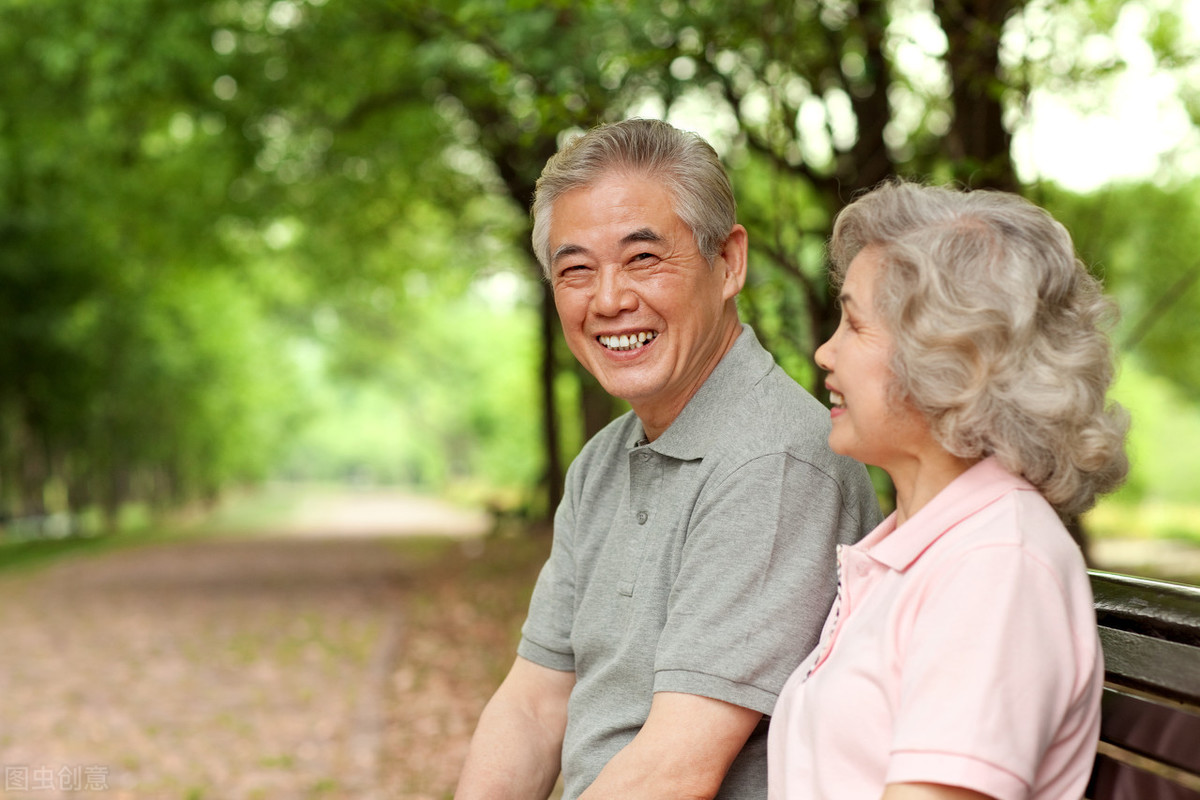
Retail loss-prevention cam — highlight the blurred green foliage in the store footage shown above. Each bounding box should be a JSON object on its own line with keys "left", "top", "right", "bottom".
{"left": 0, "top": 0, "right": 1196, "bottom": 534}
{"left": 1104, "top": 358, "right": 1200, "bottom": 508}
{"left": 1044, "top": 182, "right": 1200, "bottom": 398}
{"left": 280, "top": 281, "right": 543, "bottom": 502}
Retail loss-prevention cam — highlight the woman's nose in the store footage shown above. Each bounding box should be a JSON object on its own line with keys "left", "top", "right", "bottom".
{"left": 814, "top": 337, "right": 833, "bottom": 372}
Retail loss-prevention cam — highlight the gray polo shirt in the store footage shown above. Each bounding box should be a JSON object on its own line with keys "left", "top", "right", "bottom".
{"left": 518, "top": 324, "right": 880, "bottom": 799}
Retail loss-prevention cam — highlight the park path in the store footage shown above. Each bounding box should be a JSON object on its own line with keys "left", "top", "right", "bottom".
{"left": 1, "top": 487, "right": 1193, "bottom": 800}
{"left": 0, "top": 489, "right": 492, "bottom": 800}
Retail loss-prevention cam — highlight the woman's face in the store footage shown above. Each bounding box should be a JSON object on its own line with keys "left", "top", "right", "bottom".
{"left": 814, "top": 247, "right": 934, "bottom": 473}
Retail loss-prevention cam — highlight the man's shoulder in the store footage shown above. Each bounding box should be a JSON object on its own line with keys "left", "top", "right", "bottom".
{"left": 722, "top": 363, "right": 834, "bottom": 453}
{"left": 704, "top": 363, "right": 878, "bottom": 513}
{"left": 707, "top": 329, "right": 831, "bottom": 438}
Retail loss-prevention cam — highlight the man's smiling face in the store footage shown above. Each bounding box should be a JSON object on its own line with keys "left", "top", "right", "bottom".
{"left": 548, "top": 171, "right": 745, "bottom": 436}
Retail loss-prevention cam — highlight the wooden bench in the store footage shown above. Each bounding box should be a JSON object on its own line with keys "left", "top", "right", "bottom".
{"left": 1087, "top": 570, "right": 1200, "bottom": 799}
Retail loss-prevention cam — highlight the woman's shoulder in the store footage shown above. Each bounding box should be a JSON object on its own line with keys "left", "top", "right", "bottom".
{"left": 924, "top": 485, "right": 1089, "bottom": 588}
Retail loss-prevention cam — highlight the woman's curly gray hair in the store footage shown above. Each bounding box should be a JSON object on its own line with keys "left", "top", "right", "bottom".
{"left": 829, "top": 180, "right": 1129, "bottom": 517}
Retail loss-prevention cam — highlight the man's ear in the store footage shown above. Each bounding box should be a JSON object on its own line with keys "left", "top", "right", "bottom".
{"left": 719, "top": 224, "right": 749, "bottom": 301}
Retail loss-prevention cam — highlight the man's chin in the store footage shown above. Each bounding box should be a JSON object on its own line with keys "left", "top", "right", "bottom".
{"left": 590, "top": 372, "right": 648, "bottom": 398}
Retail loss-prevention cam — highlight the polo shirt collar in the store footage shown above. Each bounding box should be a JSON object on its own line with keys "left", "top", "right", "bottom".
{"left": 862, "top": 456, "right": 1036, "bottom": 572}
{"left": 630, "top": 324, "right": 774, "bottom": 460}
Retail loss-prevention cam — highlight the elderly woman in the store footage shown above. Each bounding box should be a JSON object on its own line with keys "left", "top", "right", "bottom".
{"left": 767, "top": 181, "right": 1128, "bottom": 800}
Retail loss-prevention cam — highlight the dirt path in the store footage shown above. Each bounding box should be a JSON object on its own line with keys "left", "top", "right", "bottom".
{"left": 5, "top": 487, "right": 1189, "bottom": 800}
{"left": 0, "top": 491, "right": 506, "bottom": 800}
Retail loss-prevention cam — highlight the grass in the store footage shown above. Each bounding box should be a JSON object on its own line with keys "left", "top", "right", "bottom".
{"left": 0, "top": 527, "right": 176, "bottom": 576}
{"left": 0, "top": 482, "right": 321, "bottom": 577}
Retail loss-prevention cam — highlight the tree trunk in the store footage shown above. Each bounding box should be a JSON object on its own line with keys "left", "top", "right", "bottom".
{"left": 934, "top": 0, "right": 1024, "bottom": 191}
{"left": 538, "top": 280, "right": 564, "bottom": 518}
{"left": 842, "top": 0, "right": 896, "bottom": 194}
{"left": 16, "top": 417, "right": 47, "bottom": 521}
{"left": 579, "top": 364, "right": 619, "bottom": 443}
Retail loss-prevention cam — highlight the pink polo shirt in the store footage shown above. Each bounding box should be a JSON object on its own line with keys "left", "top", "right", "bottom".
{"left": 768, "top": 457, "right": 1103, "bottom": 800}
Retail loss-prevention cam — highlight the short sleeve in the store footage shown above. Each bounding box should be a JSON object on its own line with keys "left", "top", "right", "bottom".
{"left": 887, "top": 545, "right": 1090, "bottom": 799}
{"left": 517, "top": 476, "right": 578, "bottom": 673}
{"left": 653, "top": 453, "right": 863, "bottom": 715}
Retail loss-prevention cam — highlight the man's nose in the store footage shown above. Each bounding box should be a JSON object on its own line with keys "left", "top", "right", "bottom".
{"left": 594, "top": 267, "right": 636, "bottom": 315}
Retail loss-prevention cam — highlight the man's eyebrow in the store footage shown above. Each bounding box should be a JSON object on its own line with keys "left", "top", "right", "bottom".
{"left": 551, "top": 243, "right": 590, "bottom": 265}
{"left": 621, "top": 227, "right": 665, "bottom": 248}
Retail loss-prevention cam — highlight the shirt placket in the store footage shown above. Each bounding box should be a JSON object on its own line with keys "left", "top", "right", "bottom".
{"left": 619, "top": 446, "right": 663, "bottom": 596}
{"left": 805, "top": 543, "right": 849, "bottom": 680}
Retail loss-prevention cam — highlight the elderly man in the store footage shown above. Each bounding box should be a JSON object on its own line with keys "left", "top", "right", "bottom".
{"left": 455, "top": 119, "right": 879, "bottom": 799}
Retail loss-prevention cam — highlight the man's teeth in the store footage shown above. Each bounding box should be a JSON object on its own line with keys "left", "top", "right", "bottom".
{"left": 599, "top": 331, "right": 657, "bottom": 351}
{"left": 829, "top": 390, "right": 845, "bottom": 408}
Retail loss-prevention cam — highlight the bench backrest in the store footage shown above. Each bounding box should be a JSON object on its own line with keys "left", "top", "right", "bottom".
{"left": 1087, "top": 570, "right": 1200, "bottom": 799}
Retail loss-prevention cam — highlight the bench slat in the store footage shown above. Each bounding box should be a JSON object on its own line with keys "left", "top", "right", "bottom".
{"left": 1089, "top": 748, "right": 1200, "bottom": 799}
{"left": 1088, "top": 571, "right": 1200, "bottom": 799}
{"left": 1100, "top": 688, "right": 1200, "bottom": 777}
{"left": 1091, "top": 571, "right": 1200, "bottom": 646}
{"left": 1098, "top": 627, "right": 1200, "bottom": 707}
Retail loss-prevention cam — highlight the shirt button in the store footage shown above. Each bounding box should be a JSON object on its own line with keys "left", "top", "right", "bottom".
{"left": 636, "top": 511, "right": 648, "bottom": 525}
{"left": 640, "top": 452, "right": 651, "bottom": 462}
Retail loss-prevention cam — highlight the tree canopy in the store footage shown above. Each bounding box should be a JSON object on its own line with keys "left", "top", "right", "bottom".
{"left": 1, "top": 0, "right": 1196, "bottom": 527}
